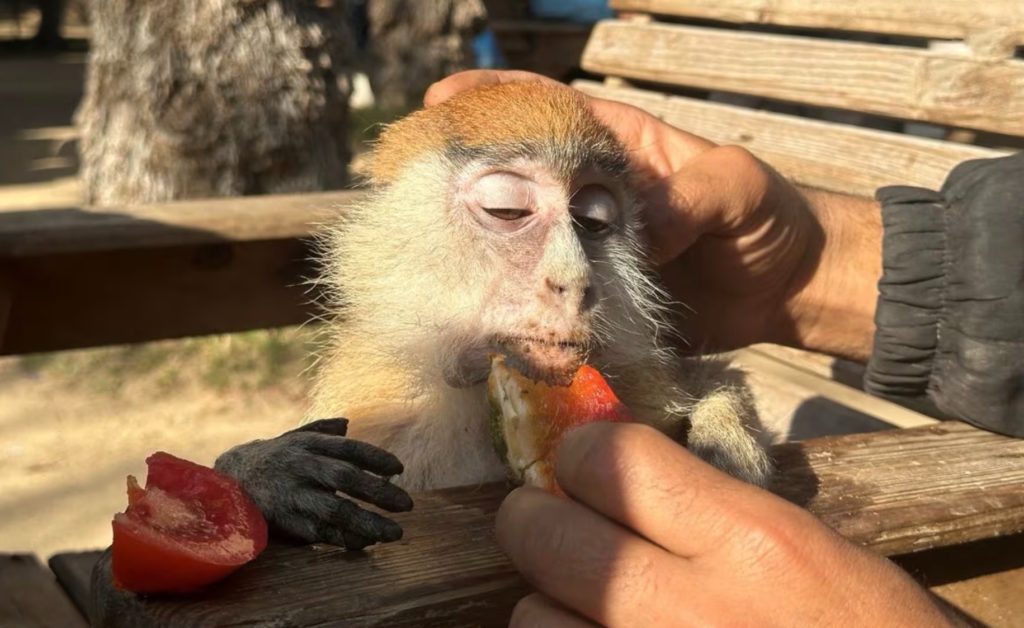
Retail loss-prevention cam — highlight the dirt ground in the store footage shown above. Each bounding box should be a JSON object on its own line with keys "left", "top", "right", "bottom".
{"left": 0, "top": 331, "right": 313, "bottom": 558}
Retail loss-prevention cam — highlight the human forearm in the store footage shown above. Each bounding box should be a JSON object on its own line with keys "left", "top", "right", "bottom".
{"left": 783, "top": 188, "right": 882, "bottom": 362}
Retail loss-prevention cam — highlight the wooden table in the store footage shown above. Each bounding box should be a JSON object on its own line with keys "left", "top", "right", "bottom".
{"left": 68, "top": 421, "right": 1024, "bottom": 627}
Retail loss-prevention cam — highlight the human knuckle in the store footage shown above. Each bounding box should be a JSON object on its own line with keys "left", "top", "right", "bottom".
{"left": 729, "top": 513, "right": 806, "bottom": 576}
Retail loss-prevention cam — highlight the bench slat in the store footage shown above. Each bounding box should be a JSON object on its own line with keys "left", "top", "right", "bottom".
{"left": 611, "top": 0, "right": 1024, "bottom": 46}
{"left": 773, "top": 422, "right": 1024, "bottom": 555}
{"left": 0, "top": 554, "right": 88, "bottom": 628}
{"left": 0, "top": 239, "right": 317, "bottom": 355}
{"left": 0, "top": 190, "right": 357, "bottom": 258}
{"left": 574, "top": 81, "right": 1002, "bottom": 196}
{"left": 582, "top": 20, "right": 1024, "bottom": 136}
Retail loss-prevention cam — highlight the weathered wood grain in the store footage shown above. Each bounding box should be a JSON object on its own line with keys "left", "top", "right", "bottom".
{"left": 0, "top": 554, "right": 88, "bottom": 628}
{"left": 90, "top": 422, "right": 1024, "bottom": 626}
{"left": 582, "top": 21, "right": 1024, "bottom": 136}
{"left": 0, "top": 191, "right": 358, "bottom": 257}
{"left": 574, "top": 81, "right": 1003, "bottom": 196}
{"left": 894, "top": 535, "right": 1024, "bottom": 627}
{"left": 772, "top": 422, "right": 1024, "bottom": 555}
{"left": 733, "top": 346, "right": 936, "bottom": 430}
{"left": 91, "top": 488, "right": 529, "bottom": 628}
{"left": 0, "top": 239, "right": 319, "bottom": 355}
{"left": 610, "top": 0, "right": 1024, "bottom": 48}
{"left": 748, "top": 343, "right": 866, "bottom": 388}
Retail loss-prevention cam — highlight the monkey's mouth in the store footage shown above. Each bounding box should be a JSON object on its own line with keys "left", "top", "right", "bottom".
{"left": 492, "top": 335, "right": 589, "bottom": 387}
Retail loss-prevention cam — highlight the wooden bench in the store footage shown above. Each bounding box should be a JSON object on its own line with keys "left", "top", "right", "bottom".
{"left": 73, "top": 421, "right": 1024, "bottom": 626}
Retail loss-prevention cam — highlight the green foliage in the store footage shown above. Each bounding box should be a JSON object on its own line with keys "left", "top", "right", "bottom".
{"left": 4, "top": 327, "right": 319, "bottom": 399}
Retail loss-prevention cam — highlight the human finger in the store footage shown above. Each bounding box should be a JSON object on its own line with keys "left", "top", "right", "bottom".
{"left": 424, "top": 69, "right": 561, "bottom": 107}
{"left": 509, "top": 593, "right": 600, "bottom": 628}
{"left": 496, "top": 487, "right": 697, "bottom": 627}
{"left": 638, "top": 144, "right": 775, "bottom": 264}
{"left": 553, "top": 422, "right": 798, "bottom": 560}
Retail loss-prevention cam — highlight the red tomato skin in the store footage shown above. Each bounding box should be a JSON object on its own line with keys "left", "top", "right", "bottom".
{"left": 110, "top": 452, "right": 269, "bottom": 594}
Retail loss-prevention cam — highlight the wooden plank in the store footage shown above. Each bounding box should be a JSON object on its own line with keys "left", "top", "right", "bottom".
{"left": 574, "top": 81, "right": 1003, "bottom": 196}
{"left": 0, "top": 190, "right": 357, "bottom": 257}
{"left": 0, "top": 554, "right": 88, "bottom": 628}
{"left": 0, "top": 239, "right": 318, "bottom": 355}
{"left": 610, "top": 0, "right": 1024, "bottom": 47}
{"left": 894, "top": 535, "right": 1024, "bottom": 627}
{"left": 89, "top": 422, "right": 1024, "bottom": 626}
{"left": 91, "top": 488, "right": 529, "bottom": 628}
{"left": 772, "top": 422, "right": 1024, "bottom": 555}
{"left": 49, "top": 552, "right": 103, "bottom": 622}
{"left": 735, "top": 346, "right": 937, "bottom": 430}
{"left": 749, "top": 343, "right": 866, "bottom": 388}
{"left": 581, "top": 20, "right": 1024, "bottom": 136}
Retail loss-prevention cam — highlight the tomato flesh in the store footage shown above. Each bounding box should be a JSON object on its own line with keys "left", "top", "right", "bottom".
{"left": 111, "top": 452, "right": 268, "bottom": 593}
{"left": 489, "top": 359, "right": 635, "bottom": 495}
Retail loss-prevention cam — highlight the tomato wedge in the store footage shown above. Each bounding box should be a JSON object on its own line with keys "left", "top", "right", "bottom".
{"left": 111, "top": 452, "right": 268, "bottom": 593}
{"left": 488, "top": 357, "right": 635, "bottom": 495}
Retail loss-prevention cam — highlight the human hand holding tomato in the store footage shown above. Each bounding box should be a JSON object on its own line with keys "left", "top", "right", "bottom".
{"left": 497, "top": 423, "right": 953, "bottom": 627}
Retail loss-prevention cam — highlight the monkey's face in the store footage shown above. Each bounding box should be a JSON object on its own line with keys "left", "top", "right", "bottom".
{"left": 445, "top": 155, "right": 639, "bottom": 387}
{"left": 343, "top": 82, "right": 666, "bottom": 391}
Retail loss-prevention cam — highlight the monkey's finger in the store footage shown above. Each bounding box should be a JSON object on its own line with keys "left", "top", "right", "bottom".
{"left": 297, "top": 432, "right": 405, "bottom": 476}
{"left": 269, "top": 500, "right": 374, "bottom": 551}
{"left": 302, "top": 490, "right": 405, "bottom": 544}
{"left": 307, "top": 455, "right": 413, "bottom": 512}
{"left": 288, "top": 417, "right": 349, "bottom": 436}
{"left": 341, "top": 530, "right": 373, "bottom": 551}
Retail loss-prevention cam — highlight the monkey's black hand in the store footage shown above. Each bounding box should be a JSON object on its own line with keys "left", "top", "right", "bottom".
{"left": 214, "top": 418, "right": 412, "bottom": 551}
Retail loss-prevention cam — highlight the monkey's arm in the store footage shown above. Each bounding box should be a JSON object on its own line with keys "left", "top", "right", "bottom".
{"left": 214, "top": 418, "right": 412, "bottom": 551}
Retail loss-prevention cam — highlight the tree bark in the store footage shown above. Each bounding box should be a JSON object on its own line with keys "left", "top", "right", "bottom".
{"left": 76, "top": 0, "right": 354, "bottom": 205}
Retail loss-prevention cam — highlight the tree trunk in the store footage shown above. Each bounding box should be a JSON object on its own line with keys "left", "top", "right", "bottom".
{"left": 76, "top": 0, "right": 354, "bottom": 206}
{"left": 365, "top": 0, "right": 486, "bottom": 110}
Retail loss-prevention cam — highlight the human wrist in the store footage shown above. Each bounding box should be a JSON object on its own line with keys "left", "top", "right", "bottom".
{"left": 782, "top": 188, "right": 882, "bottom": 361}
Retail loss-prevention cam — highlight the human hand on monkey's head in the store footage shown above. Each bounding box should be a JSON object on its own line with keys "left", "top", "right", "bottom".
{"left": 427, "top": 71, "right": 880, "bottom": 359}
{"left": 215, "top": 418, "right": 412, "bottom": 551}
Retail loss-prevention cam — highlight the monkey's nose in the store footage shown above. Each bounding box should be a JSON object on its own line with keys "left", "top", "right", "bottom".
{"left": 544, "top": 277, "right": 597, "bottom": 311}
{"left": 544, "top": 277, "right": 568, "bottom": 296}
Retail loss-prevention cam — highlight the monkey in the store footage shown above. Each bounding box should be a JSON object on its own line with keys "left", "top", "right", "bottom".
{"left": 214, "top": 81, "right": 773, "bottom": 550}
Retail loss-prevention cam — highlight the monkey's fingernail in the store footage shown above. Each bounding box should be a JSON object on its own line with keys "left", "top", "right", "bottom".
{"left": 379, "top": 520, "right": 403, "bottom": 543}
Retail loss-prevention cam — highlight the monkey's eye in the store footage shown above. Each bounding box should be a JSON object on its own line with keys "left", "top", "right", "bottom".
{"left": 570, "top": 185, "right": 618, "bottom": 236}
{"left": 470, "top": 172, "right": 535, "bottom": 229}
{"left": 483, "top": 207, "right": 531, "bottom": 221}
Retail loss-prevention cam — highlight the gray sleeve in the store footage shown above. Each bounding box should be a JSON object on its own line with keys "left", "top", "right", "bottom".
{"left": 865, "top": 152, "right": 1024, "bottom": 437}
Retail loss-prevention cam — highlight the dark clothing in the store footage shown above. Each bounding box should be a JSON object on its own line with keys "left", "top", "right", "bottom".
{"left": 867, "top": 152, "right": 1024, "bottom": 437}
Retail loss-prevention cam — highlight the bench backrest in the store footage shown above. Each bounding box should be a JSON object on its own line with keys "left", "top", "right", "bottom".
{"left": 573, "top": 0, "right": 1022, "bottom": 196}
